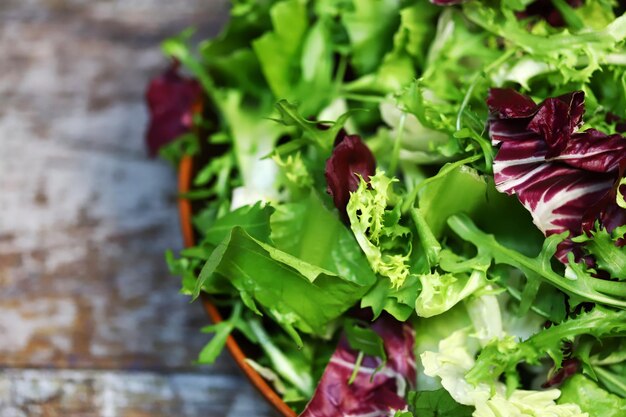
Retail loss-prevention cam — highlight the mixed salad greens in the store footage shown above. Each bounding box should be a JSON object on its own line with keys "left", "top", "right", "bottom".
{"left": 146, "top": 0, "right": 626, "bottom": 415}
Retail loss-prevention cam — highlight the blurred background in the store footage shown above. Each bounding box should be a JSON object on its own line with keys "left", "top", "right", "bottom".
{"left": 0, "top": 1, "right": 275, "bottom": 415}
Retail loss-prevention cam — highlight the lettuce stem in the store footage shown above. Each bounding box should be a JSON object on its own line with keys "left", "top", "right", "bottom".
{"left": 389, "top": 112, "right": 406, "bottom": 175}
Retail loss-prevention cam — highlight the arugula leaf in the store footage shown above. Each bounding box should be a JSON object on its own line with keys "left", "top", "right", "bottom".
{"left": 573, "top": 224, "right": 626, "bottom": 280}
{"left": 593, "top": 364, "right": 626, "bottom": 398}
{"left": 464, "top": 2, "right": 626, "bottom": 84}
{"left": 274, "top": 100, "right": 352, "bottom": 153}
{"left": 198, "top": 302, "right": 243, "bottom": 364}
{"left": 467, "top": 306, "right": 626, "bottom": 393}
{"left": 409, "top": 207, "right": 441, "bottom": 268}
{"left": 448, "top": 213, "right": 626, "bottom": 309}
{"left": 344, "top": 319, "right": 386, "bottom": 363}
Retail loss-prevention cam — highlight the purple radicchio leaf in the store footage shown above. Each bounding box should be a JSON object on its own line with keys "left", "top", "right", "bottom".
{"left": 542, "top": 358, "right": 580, "bottom": 388}
{"left": 299, "top": 315, "right": 415, "bottom": 417}
{"left": 487, "top": 88, "right": 626, "bottom": 261}
{"left": 516, "top": 0, "right": 584, "bottom": 27}
{"left": 145, "top": 61, "right": 203, "bottom": 157}
{"left": 325, "top": 134, "right": 376, "bottom": 217}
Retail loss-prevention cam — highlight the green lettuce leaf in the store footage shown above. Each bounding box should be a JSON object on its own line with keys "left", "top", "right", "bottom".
{"left": 343, "top": 1, "right": 439, "bottom": 95}
{"left": 219, "top": 91, "right": 285, "bottom": 209}
{"left": 559, "top": 374, "right": 626, "bottom": 417}
{"left": 402, "top": 388, "right": 473, "bottom": 417}
{"left": 270, "top": 192, "right": 377, "bottom": 286}
{"left": 415, "top": 270, "right": 487, "bottom": 318}
{"left": 252, "top": 0, "right": 338, "bottom": 116}
{"left": 252, "top": 0, "right": 308, "bottom": 101}
{"left": 418, "top": 164, "right": 491, "bottom": 238}
{"left": 341, "top": 0, "right": 401, "bottom": 75}
{"left": 361, "top": 275, "right": 420, "bottom": 321}
{"left": 196, "top": 227, "right": 372, "bottom": 345}
{"left": 196, "top": 0, "right": 273, "bottom": 97}
{"left": 203, "top": 202, "right": 275, "bottom": 246}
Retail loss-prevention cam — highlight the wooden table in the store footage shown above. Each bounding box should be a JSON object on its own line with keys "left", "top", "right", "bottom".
{"left": 0, "top": 1, "right": 278, "bottom": 415}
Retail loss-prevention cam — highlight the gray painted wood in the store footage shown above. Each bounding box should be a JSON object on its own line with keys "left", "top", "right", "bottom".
{"left": 0, "top": 1, "right": 280, "bottom": 415}
{"left": 0, "top": 369, "right": 272, "bottom": 417}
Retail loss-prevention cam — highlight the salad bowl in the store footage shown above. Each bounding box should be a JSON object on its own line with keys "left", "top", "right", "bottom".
{"left": 178, "top": 155, "right": 296, "bottom": 417}
{"left": 148, "top": 1, "right": 626, "bottom": 416}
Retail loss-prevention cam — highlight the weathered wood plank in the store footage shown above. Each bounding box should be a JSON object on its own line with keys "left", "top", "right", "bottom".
{"left": 0, "top": 369, "right": 277, "bottom": 417}
{"left": 0, "top": 0, "right": 233, "bottom": 371}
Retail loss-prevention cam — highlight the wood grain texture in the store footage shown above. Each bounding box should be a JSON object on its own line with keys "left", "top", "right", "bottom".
{"left": 0, "top": 369, "right": 272, "bottom": 417}
{"left": 0, "top": 0, "right": 280, "bottom": 415}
